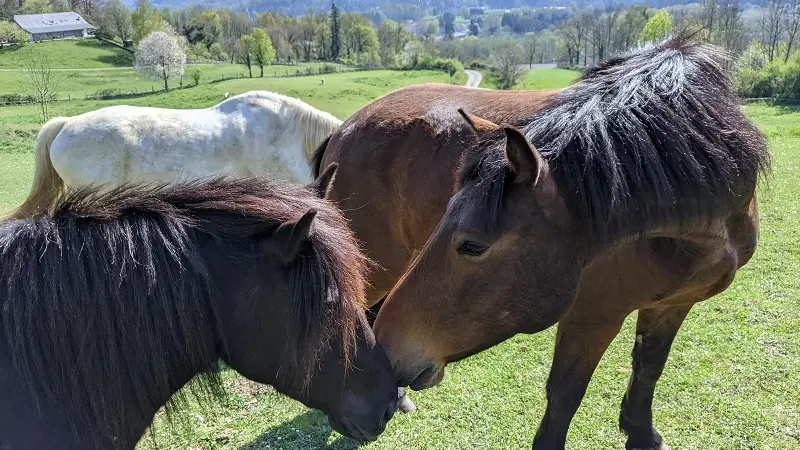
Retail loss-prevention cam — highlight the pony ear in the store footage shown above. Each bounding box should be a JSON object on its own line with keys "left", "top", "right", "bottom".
{"left": 272, "top": 209, "right": 317, "bottom": 264}
{"left": 504, "top": 126, "right": 544, "bottom": 185}
{"left": 308, "top": 163, "right": 338, "bottom": 199}
{"left": 458, "top": 108, "right": 500, "bottom": 135}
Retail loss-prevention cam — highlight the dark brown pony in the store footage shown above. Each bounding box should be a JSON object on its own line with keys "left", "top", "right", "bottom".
{"left": 0, "top": 171, "right": 398, "bottom": 449}
{"left": 313, "top": 37, "right": 770, "bottom": 449}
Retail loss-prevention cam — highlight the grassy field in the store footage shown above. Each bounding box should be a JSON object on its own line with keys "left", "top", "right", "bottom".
{"left": 0, "top": 58, "right": 797, "bottom": 449}
{"left": 518, "top": 68, "right": 581, "bottom": 90}
{"left": 0, "top": 39, "right": 133, "bottom": 69}
{"left": 477, "top": 67, "right": 581, "bottom": 90}
{"left": 0, "top": 40, "right": 364, "bottom": 98}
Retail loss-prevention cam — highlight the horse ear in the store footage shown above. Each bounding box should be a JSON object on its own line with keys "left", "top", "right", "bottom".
{"left": 458, "top": 108, "right": 500, "bottom": 135}
{"left": 504, "top": 126, "right": 544, "bottom": 185}
{"left": 308, "top": 163, "right": 338, "bottom": 199}
{"left": 272, "top": 209, "right": 317, "bottom": 264}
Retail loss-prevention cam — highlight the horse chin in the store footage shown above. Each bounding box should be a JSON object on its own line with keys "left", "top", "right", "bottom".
{"left": 408, "top": 364, "right": 445, "bottom": 391}
{"left": 327, "top": 416, "right": 379, "bottom": 443}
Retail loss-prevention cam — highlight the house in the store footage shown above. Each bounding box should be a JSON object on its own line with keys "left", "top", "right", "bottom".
{"left": 13, "top": 12, "right": 95, "bottom": 42}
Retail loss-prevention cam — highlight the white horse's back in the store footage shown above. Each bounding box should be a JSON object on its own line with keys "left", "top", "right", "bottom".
{"left": 4, "top": 91, "right": 343, "bottom": 219}
{"left": 52, "top": 91, "right": 342, "bottom": 188}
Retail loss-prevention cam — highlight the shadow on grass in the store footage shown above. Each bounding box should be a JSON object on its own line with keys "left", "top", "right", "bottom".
{"left": 75, "top": 40, "right": 132, "bottom": 67}
{"left": 239, "top": 410, "right": 362, "bottom": 450}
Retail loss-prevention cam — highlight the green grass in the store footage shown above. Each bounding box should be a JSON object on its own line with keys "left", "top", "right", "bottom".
{"left": 0, "top": 39, "right": 369, "bottom": 98}
{"left": 475, "top": 68, "right": 581, "bottom": 90}
{"left": 0, "top": 68, "right": 797, "bottom": 449}
{"left": 0, "top": 39, "right": 133, "bottom": 69}
{"left": 518, "top": 68, "right": 581, "bottom": 90}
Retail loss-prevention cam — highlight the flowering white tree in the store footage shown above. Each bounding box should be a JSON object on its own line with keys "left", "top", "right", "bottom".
{"left": 134, "top": 27, "right": 186, "bottom": 90}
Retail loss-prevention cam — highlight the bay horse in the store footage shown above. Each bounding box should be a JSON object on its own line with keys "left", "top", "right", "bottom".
{"left": 5, "top": 90, "right": 342, "bottom": 220}
{"left": 313, "top": 37, "right": 770, "bottom": 448}
{"left": 0, "top": 169, "right": 398, "bottom": 449}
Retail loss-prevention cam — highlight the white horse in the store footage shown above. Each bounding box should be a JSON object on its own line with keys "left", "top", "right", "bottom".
{"left": 5, "top": 91, "right": 342, "bottom": 219}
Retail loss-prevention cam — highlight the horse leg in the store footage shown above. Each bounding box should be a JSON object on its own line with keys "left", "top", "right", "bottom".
{"left": 619, "top": 305, "right": 692, "bottom": 450}
{"left": 533, "top": 310, "right": 627, "bottom": 450}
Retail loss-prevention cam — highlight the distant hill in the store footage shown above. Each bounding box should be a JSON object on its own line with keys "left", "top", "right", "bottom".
{"left": 125, "top": 0, "right": 703, "bottom": 17}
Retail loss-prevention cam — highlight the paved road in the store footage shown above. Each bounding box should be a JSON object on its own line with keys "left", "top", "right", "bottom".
{"left": 465, "top": 69, "right": 483, "bottom": 87}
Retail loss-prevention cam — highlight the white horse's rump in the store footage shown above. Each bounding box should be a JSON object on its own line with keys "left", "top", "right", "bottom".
{"left": 5, "top": 91, "right": 342, "bottom": 219}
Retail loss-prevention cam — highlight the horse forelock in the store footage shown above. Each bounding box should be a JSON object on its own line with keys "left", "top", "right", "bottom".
{"left": 0, "top": 178, "right": 367, "bottom": 446}
{"left": 457, "top": 35, "right": 769, "bottom": 245}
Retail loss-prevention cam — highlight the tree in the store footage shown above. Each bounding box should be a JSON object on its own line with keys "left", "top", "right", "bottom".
{"left": 23, "top": 53, "right": 59, "bottom": 122}
{"left": 0, "top": 21, "right": 29, "bottom": 47}
{"left": 523, "top": 33, "right": 538, "bottom": 68}
{"left": 762, "top": 0, "right": 786, "bottom": 62}
{"left": 134, "top": 28, "right": 186, "bottom": 90}
{"left": 785, "top": 0, "right": 800, "bottom": 62}
{"left": 20, "top": 0, "right": 53, "bottom": 14}
{"left": 422, "top": 20, "right": 439, "bottom": 39}
{"left": 614, "top": 5, "right": 649, "bottom": 52}
{"left": 235, "top": 34, "right": 254, "bottom": 78}
{"left": 439, "top": 12, "right": 455, "bottom": 40}
{"left": 250, "top": 28, "right": 275, "bottom": 77}
{"left": 640, "top": 10, "right": 674, "bottom": 44}
{"left": 400, "top": 39, "right": 426, "bottom": 67}
{"left": 209, "top": 42, "right": 228, "bottom": 61}
{"left": 103, "top": 0, "right": 133, "bottom": 42}
{"left": 331, "top": 2, "right": 342, "bottom": 60}
{"left": 591, "top": 3, "right": 622, "bottom": 61}
{"left": 469, "top": 19, "right": 480, "bottom": 36}
{"left": 493, "top": 40, "right": 525, "bottom": 90}
{"left": 378, "top": 19, "right": 409, "bottom": 67}
{"left": 131, "top": 0, "right": 164, "bottom": 42}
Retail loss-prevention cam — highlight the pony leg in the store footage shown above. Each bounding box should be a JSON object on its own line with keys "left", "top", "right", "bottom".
{"left": 533, "top": 309, "right": 627, "bottom": 450}
{"left": 619, "top": 305, "right": 693, "bottom": 450}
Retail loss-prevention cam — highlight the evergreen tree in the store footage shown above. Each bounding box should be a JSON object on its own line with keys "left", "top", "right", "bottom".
{"left": 330, "top": 2, "right": 342, "bottom": 60}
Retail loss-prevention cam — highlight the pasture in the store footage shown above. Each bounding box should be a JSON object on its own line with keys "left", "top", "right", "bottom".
{"left": 0, "top": 54, "right": 797, "bottom": 449}
{"left": 0, "top": 40, "right": 357, "bottom": 99}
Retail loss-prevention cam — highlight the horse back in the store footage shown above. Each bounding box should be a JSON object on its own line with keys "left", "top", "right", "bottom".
{"left": 320, "top": 84, "right": 557, "bottom": 303}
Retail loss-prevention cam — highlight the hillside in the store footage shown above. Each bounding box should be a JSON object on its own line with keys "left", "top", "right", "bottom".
{"left": 0, "top": 40, "right": 132, "bottom": 69}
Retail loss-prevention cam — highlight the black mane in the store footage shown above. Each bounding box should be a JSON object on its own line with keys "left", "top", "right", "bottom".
{"left": 0, "top": 178, "right": 366, "bottom": 447}
{"left": 459, "top": 35, "right": 770, "bottom": 242}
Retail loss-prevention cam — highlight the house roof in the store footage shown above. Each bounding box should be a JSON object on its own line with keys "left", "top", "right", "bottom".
{"left": 13, "top": 12, "right": 95, "bottom": 34}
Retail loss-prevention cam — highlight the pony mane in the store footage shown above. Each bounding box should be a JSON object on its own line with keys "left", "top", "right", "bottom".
{"left": 219, "top": 90, "right": 342, "bottom": 163}
{"left": 0, "top": 178, "right": 366, "bottom": 447}
{"left": 459, "top": 35, "right": 770, "bottom": 243}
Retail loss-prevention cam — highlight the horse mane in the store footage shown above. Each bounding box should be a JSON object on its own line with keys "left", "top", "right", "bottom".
{"left": 459, "top": 35, "right": 770, "bottom": 243}
{"left": 0, "top": 178, "right": 366, "bottom": 447}
{"left": 219, "top": 90, "right": 342, "bottom": 165}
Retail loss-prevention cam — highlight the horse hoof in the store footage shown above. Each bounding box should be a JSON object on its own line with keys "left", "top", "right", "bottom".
{"left": 397, "top": 388, "right": 417, "bottom": 413}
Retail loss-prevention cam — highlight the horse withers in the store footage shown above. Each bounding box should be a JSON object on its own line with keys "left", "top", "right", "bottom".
{"left": 4, "top": 90, "right": 342, "bottom": 220}
{"left": 315, "top": 37, "right": 769, "bottom": 448}
{"left": 0, "top": 166, "right": 397, "bottom": 449}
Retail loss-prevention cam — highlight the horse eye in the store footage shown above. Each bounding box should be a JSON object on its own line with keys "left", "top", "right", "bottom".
{"left": 457, "top": 240, "right": 488, "bottom": 257}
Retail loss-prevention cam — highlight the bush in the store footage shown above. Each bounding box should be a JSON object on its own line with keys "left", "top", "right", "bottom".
{"left": 189, "top": 68, "right": 203, "bottom": 86}
{"left": 467, "top": 60, "right": 490, "bottom": 70}
{"left": 320, "top": 64, "right": 337, "bottom": 74}
{"left": 89, "top": 88, "right": 123, "bottom": 99}
{"left": 0, "top": 93, "right": 35, "bottom": 104}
